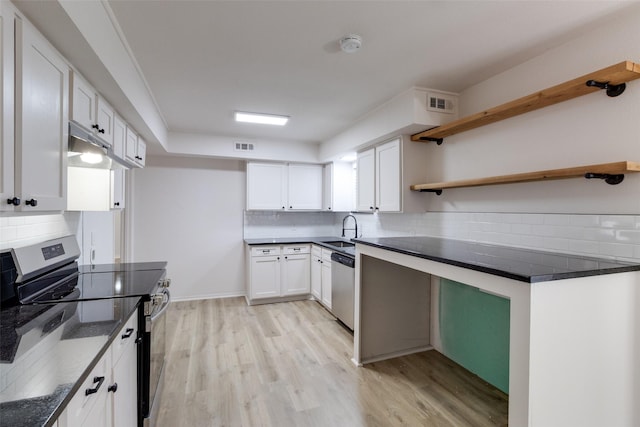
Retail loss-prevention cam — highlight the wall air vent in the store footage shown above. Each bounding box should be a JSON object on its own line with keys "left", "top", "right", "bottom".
{"left": 427, "top": 92, "right": 456, "bottom": 114}
{"left": 234, "top": 142, "right": 255, "bottom": 152}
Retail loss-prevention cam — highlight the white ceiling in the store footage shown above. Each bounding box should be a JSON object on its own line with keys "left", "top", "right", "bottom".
{"left": 105, "top": 1, "right": 635, "bottom": 147}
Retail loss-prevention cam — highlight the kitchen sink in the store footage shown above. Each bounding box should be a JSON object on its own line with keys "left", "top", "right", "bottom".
{"left": 324, "top": 241, "right": 355, "bottom": 248}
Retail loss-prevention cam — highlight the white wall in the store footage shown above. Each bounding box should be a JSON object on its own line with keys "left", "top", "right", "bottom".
{"left": 420, "top": 5, "right": 640, "bottom": 214}
{"left": 130, "top": 155, "right": 245, "bottom": 301}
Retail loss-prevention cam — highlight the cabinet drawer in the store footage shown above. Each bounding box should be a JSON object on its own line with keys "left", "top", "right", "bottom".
{"left": 311, "top": 245, "right": 321, "bottom": 257}
{"left": 112, "top": 311, "right": 137, "bottom": 365}
{"left": 283, "top": 245, "right": 310, "bottom": 255}
{"left": 251, "top": 246, "right": 281, "bottom": 256}
{"left": 321, "top": 248, "right": 333, "bottom": 262}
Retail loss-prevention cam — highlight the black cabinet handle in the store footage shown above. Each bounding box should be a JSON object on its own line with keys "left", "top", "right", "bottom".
{"left": 114, "top": 202, "right": 120, "bottom": 207}
{"left": 328, "top": 207, "right": 331, "bottom": 210}
{"left": 98, "top": 128, "right": 105, "bottom": 134}
{"left": 121, "top": 328, "right": 134, "bottom": 339}
{"left": 7, "top": 197, "right": 20, "bottom": 206}
{"left": 282, "top": 206, "right": 285, "bottom": 210}
{"left": 289, "top": 206, "right": 293, "bottom": 209}
{"left": 25, "top": 199, "right": 37, "bottom": 207}
{"left": 91, "top": 124, "right": 99, "bottom": 130}
{"left": 285, "top": 256, "right": 288, "bottom": 259}
{"left": 369, "top": 206, "right": 374, "bottom": 210}
{"left": 108, "top": 383, "right": 118, "bottom": 393}
{"left": 85, "top": 376, "right": 105, "bottom": 396}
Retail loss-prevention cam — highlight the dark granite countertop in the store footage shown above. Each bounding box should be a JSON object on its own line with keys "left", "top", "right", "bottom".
{"left": 0, "top": 297, "right": 140, "bottom": 427}
{"left": 244, "top": 236, "right": 356, "bottom": 257}
{"left": 0, "top": 261, "right": 168, "bottom": 427}
{"left": 353, "top": 236, "right": 640, "bottom": 283}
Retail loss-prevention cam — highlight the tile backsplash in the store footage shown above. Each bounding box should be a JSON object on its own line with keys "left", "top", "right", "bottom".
{"left": 0, "top": 213, "right": 81, "bottom": 251}
{"left": 245, "top": 210, "right": 640, "bottom": 262}
{"left": 244, "top": 211, "right": 337, "bottom": 238}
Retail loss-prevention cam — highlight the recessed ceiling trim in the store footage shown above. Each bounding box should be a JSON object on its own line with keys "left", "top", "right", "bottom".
{"left": 235, "top": 111, "right": 289, "bottom": 126}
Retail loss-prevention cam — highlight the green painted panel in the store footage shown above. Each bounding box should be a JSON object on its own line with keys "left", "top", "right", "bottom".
{"left": 439, "top": 279, "right": 510, "bottom": 393}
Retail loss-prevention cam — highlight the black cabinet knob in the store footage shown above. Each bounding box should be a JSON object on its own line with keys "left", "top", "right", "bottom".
{"left": 369, "top": 206, "right": 374, "bottom": 210}
{"left": 7, "top": 197, "right": 20, "bottom": 206}
{"left": 108, "top": 383, "right": 118, "bottom": 393}
{"left": 91, "top": 124, "right": 99, "bottom": 130}
{"left": 114, "top": 202, "right": 120, "bottom": 207}
{"left": 282, "top": 206, "right": 285, "bottom": 210}
{"left": 289, "top": 206, "right": 293, "bottom": 209}
{"left": 25, "top": 199, "right": 38, "bottom": 207}
{"left": 328, "top": 207, "right": 331, "bottom": 210}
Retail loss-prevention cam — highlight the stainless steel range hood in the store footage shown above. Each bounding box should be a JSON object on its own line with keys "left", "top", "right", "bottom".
{"left": 68, "top": 121, "right": 129, "bottom": 169}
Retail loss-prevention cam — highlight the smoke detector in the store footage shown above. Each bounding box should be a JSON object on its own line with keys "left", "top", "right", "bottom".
{"left": 339, "top": 34, "right": 362, "bottom": 53}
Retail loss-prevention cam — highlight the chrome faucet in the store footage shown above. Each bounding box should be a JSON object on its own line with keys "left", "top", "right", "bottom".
{"left": 341, "top": 214, "right": 358, "bottom": 239}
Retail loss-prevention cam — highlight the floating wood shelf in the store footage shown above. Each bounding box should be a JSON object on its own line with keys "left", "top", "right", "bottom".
{"left": 411, "top": 61, "right": 640, "bottom": 144}
{"left": 410, "top": 161, "right": 640, "bottom": 194}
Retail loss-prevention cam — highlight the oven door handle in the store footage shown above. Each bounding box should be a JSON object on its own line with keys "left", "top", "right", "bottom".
{"left": 150, "top": 289, "right": 171, "bottom": 322}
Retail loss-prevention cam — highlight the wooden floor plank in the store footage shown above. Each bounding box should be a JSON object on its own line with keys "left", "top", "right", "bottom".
{"left": 156, "top": 298, "right": 508, "bottom": 426}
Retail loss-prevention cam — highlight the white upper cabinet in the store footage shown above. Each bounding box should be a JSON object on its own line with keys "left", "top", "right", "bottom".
{"left": 125, "top": 127, "right": 145, "bottom": 167}
{"left": 356, "top": 148, "right": 376, "bottom": 212}
{"left": 13, "top": 14, "right": 69, "bottom": 211}
{"left": 323, "top": 162, "right": 355, "bottom": 212}
{"left": 356, "top": 136, "right": 429, "bottom": 213}
{"left": 70, "top": 71, "right": 114, "bottom": 147}
{"left": 247, "top": 162, "right": 323, "bottom": 211}
{"left": 70, "top": 72, "right": 95, "bottom": 132}
{"left": 112, "top": 115, "right": 127, "bottom": 160}
{"left": 1, "top": 2, "right": 16, "bottom": 210}
{"left": 375, "top": 138, "right": 401, "bottom": 212}
{"left": 246, "top": 162, "right": 287, "bottom": 210}
{"left": 96, "top": 96, "right": 115, "bottom": 146}
{"left": 287, "top": 164, "right": 322, "bottom": 210}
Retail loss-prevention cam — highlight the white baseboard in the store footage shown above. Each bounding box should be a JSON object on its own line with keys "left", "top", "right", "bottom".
{"left": 170, "top": 291, "right": 246, "bottom": 302}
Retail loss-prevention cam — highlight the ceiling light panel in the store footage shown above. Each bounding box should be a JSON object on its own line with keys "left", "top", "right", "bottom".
{"left": 235, "top": 111, "right": 289, "bottom": 126}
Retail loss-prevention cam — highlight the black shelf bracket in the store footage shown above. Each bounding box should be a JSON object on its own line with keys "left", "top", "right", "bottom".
{"left": 418, "top": 136, "right": 444, "bottom": 145}
{"left": 585, "top": 80, "right": 626, "bottom": 97}
{"left": 419, "top": 189, "right": 443, "bottom": 195}
{"left": 584, "top": 173, "right": 625, "bottom": 185}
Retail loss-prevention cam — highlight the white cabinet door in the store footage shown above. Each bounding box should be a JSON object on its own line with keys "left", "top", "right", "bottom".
{"left": 287, "top": 164, "right": 322, "bottom": 210}
{"left": 1, "top": 4, "right": 16, "bottom": 210}
{"left": 249, "top": 255, "right": 281, "bottom": 299}
{"left": 112, "top": 115, "right": 127, "bottom": 161}
{"left": 135, "top": 138, "right": 146, "bottom": 167}
{"left": 96, "top": 97, "right": 115, "bottom": 147}
{"left": 111, "top": 325, "right": 137, "bottom": 427}
{"left": 323, "top": 163, "right": 333, "bottom": 211}
{"left": 14, "top": 16, "right": 68, "bottom": 211}
{"left": 320, "top": 249, "right": 332, "bottom": 310}
{"left": 110, "top": 169, "right": 125, "bottom": 210}
{"left": 125, "top": 127, "right": 138, "bottom": 165}
{"left": 356, "top": 148, "right": 375, "bottom": 212}
{"left": 311, "top": 253, "right": 322, "bottom": 300}
{"left": 281, "top": 253, "right": 310, "bottom": 296}
{"left": 70, "top": 71, "right": 95, "bottom": 131}
{"left": 246, "top": 163, "right": 287, "bottom": 210}
{"left": 375, "top": 138, "right": 401, "bottom": 212}
{"left": 59, "top": 350, "right": 112, "bottom": 427}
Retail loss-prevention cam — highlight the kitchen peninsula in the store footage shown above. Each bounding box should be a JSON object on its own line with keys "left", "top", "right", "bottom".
{"left": 353, "top": 236, "right": 640, "bottom": 427}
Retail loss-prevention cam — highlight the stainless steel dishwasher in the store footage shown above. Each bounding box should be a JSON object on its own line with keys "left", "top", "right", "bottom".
{"left": 331, "top": 252, "right": 355, "bottom": 331}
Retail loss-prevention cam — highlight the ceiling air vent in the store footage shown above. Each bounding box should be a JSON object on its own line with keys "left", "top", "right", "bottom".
{"left": 427, "top": 92, "right": 456, "bottom": 114}
{"left": 234, "top": 142, "right": 255, "bottom": 152}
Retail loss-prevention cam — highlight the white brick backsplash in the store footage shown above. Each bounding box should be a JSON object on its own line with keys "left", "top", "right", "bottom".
{"left": 0, "top": 212, "right": 81, "bottom": 251}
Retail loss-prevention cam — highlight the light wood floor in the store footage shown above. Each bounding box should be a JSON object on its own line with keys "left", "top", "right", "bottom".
{"left": 156, "top": 298, "right": 508, "bottom": 427}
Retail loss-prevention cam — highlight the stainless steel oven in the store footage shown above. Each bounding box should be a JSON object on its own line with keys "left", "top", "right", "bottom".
{"left": 140, "top": 281, "right": 170, "bottom": 427}
{"left": 0, "top": 235, "right": 170, "bottom": 427}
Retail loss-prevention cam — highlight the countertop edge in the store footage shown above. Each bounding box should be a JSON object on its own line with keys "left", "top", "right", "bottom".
{"left": 353, "top": 237, "right": 640, "bottom": 283}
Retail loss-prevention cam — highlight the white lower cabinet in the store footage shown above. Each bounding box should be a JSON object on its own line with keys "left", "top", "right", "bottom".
{"left": 320, "top": 249, "right": 332, "bottom": 310}
{"left": 247, "top": 245, "right": 311, "bottom": 303}
{"left": 58, "top": 311, "right": 138, "bottom": 427}
{"left": 311, "top": 245, "right": 333, "bottom": 310}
